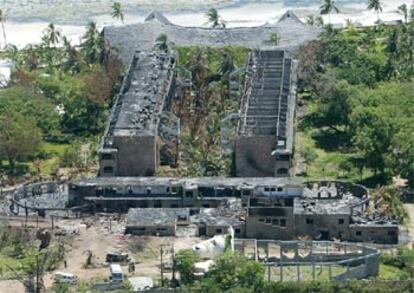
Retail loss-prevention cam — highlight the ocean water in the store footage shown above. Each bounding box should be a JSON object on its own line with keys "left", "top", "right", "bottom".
{"left": 2, "top": 0, "right": 413, "bottom": 48}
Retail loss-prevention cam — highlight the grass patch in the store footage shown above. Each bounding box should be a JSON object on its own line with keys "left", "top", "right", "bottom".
{"left": 32, "top": 142, "right": 70, "bottom": 175}
{"left": 378, "top": 263, "right": 410, "bottom": 280}
{"left": 1, "top": 142, "right": 71, "bottom": 178}
{"left": 176, "top": 45, "right": 250, "bottom": 70}
{"left": 295, "top": 98, "right": 373, "bottom": 183}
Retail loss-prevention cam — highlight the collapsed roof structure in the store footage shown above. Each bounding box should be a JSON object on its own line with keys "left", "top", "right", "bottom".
{"left": 101, "top": 11, "right": 316, "bottom": 178}
{"left": 99, "top": 50, "right": 177, "bottom": 176}
{"left": 64, "top": 10, "right": 399, "bottom": 248}
{"left": 104, "top": 10, "right": 321, "bottom": 65}
{"left": 235, "top": 50, "right": 297, "bottom": 177}
{"left": 68, "top": 178, "right": 399, "bottom": 244}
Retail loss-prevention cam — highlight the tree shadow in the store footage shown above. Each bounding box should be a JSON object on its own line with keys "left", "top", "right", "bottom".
{"left": 311, "top": 129, "right": 351, "bottom": 152}
{"left": 298, "top": 111, "right": 324, "bottom": 131}
{"left": 358, "top": 173, "right": 391, "bottom": 189}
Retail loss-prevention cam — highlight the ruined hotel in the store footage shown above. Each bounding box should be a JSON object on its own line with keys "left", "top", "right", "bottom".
{"left": 64, "top": 11, "right": 400, "bottom": 245}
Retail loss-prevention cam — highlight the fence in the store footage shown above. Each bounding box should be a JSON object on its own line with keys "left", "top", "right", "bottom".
{"left": 234, "top": 239, "right": 379, "bottom": 282}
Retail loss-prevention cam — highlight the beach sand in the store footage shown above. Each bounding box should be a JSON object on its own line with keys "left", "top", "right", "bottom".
{"left": 3, "top": 0, "right": 413, "bottom": 48}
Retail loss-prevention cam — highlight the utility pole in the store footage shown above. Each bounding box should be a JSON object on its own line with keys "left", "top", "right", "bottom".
{"left": 35, "top": 254, "right": 40, "bottom": 293}
{"left": 171, "top": 245, "right": 176, "bottom": 287}
{"left": 160, "top": 246, "right": 164, "bottom": 287}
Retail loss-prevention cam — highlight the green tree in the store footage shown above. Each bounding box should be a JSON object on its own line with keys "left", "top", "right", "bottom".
{"left": 155, "top": 33, "right": 168, "bottom": 52}
{"left": 206, "top": 8, "right": 225, "bottom": 28}
{"left": 367, "top": 0, "right": 383, "bottom": 23}
{"left": 410, "top": 3, "right": 414, "bottom": 22}
{"left": 319, "top": 0, "right": 340, "bottom": 24}
{"left": 0, "top": 9, "right": 7, "bottom": 48}
{"left": 398, "top": 4, "right": 409, "bottom": 24}
{"left": 205, "top": 252, "right": 265, "bottom": 291}
{"left": 62, "top": 36, "right": 82, "bottom": 73}
{"left": 218, "top": 50, "right": 235, "bottom": 77}
{"left": 174, "top": 249, "right": 200, "bottom": 285}
{"left": 81, "top": 21, "right": 105, "bottom": 64}
{"left": 111, "top": 2, "right": 124, "bottom": 24}
{"left": 385, "top": 27, "right": 399, "bottom": 79}
{"left": 266, "top": 32, "right": 280, "bottom": 46}
{"left": 306, "top": 15, "right": 316, "bottom": 26}
{"left": 300, "top": 147, "right": 318, "bottom": 175}
{"left": 43, "top": 23, "right": 61, "bottom": 46}
{"left": 0, "top": 112, "right": 42, "bottom": 174}
{"left": 391, "top": 122, "right": 414, "bottom": 187}
{"left": 0, "top": 86, "right": 60, "bottom": 137}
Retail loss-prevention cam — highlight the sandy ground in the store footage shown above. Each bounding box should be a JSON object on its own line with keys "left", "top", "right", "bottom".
{"left": 0, "top": 216, "right": 200, "bottom": 292}
{"left": 2, "top": 0, "right": 412, "bottom": 49}
{"left": 404, "top": 204, "right": 414, "bottom": 246}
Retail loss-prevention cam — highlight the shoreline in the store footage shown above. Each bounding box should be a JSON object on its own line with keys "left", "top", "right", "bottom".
{"left": 3, "top": 0, "right": 412, "bottom": 48}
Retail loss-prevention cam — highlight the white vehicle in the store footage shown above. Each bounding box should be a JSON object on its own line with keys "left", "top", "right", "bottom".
{"left": 110, "top": 264, "right": 124, "bottom": 283}
{"left": 53, "top": 272, "right": 78, "bottom": 284}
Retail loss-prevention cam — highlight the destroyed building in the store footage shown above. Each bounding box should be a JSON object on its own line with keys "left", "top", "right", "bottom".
{"left": 235, "top": 50, "right": 297, "bottom": 177}
{"left": 69, "top": 178, "right": 399, "bottom": 244}
{"left": 125, "top": 208, "right": 189, "bottom": 236}
{"left": 70, "top": 11, "right": 400, "bottom": 246}
{"left": 103, "top": 10, "right": 321, "bottom": 65}
{"left": 99, "top": 51, "right": 177, "bottom": 176}
{"left": 68, "top": 177, "right": 303, "bottom": 210}
{"left": 98, "top": 11, "right": 317, "bottom": 177}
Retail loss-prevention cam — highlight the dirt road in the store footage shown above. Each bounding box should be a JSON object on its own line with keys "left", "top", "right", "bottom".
{"left": 404, "top": 204, "right": 414, "bottom": 246}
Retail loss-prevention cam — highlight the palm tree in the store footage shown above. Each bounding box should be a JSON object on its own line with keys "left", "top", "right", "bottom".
{"left": 306, "top": 15, "right": 316, "bottom": 26}
{"left": 205, "top": 8, "right": 225, "bottom": 28}
{"left": 111, "top": 2, "right": 124, "bottom": 24}
{"left": 367, "top": 0, "right": 383, "bottom": 23}
{"left": 62, "top": 36, "right": 81, "bottom": 73}
{"left": 385, "top": 28, "right": 399, "bottom": 78}
{"left": 218, "top": 50, "right": 235, "bottom": 76}
{"left": 319, "top": 0, "right": 340, "bottom": 25}
{"left": 410, "top": 3, "right": 414, "bottom": 22}
{"left": 266, "top": 32, "right": 280, "bottom": 46}
{"left": 398, "top": 4, "right": 408, "bottom": 24}
{"left": 315, "top": 16, "right": 324, "bottom": 27}
{"left": 81, "top": 21, "right": 105, "bottom": 64}
{"left": 0, "top": 9, "right": 7, "bottom": 48}
{"left": 155, "top": 34, "right": 168, "bottom": 52}
{"left": 43, "top": 23, "right": 61, "bottom": 46}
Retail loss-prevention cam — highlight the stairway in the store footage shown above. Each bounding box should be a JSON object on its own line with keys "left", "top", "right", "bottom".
{"left": 242, "top": 50, "right": 292, "bottom": 137}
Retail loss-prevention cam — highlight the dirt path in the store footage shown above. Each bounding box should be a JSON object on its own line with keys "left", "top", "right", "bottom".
{"left": 404, "top": 204, "right": 414, "bottom": 246}
{"left": 0, "top": 216, "right": 202, "bottom": 291}
{"left": 43, "top": 220, "right": 122, "bottom": 288}
{"left": 0, "top": 280, "right": 25, "bottom": 293}
{"left": 43, "top": 218, "right": 200, "bottom": 289}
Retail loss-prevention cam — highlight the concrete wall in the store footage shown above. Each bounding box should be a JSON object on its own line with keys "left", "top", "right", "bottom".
{"left": 235, "top": 136, "right": 278, "bottom": 177}
{"left": 349, "top": 225, "right": 398, "bottom": 244}
{"left": 113, "top": 135, "right": 159, "bottom": 176}
{"left": 246, "top": 207, "right": 295, "bottom": 240}
{"left": 294, "top": 214, "right": 350, "bottom": 240}
{"left": 125, "top": 224, "right": 175, "bottom": 236}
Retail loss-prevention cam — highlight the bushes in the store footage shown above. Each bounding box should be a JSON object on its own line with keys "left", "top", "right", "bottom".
{"left": 371, "top": 186, "right": 409, "bottom": 224}
{"left": 381, "top": 248, "right": 414, "bottom": 273}
{"left": 174, "top": 249, "right": 201, "bottom": 285}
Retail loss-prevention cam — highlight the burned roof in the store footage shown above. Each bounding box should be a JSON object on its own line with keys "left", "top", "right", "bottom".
{"left": 191, "top": 199, "right": 245, "bottom": 226}
{"left": 103, "top": 11, "right": 321, "bottom": 64}
{"left": 127, "top": 208, "right": 189, "bottom": 226}
{"left": 71, "top": 176, "right": 304, "bottom": 189}
{"left": 237, "top": 50, "right": 297, "bottom": 154}
{"left": 105, "top": 51, "right": 176, "bottom": 138}
{"left": 293, "top": 193, "right": 363, "bottom": 215}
